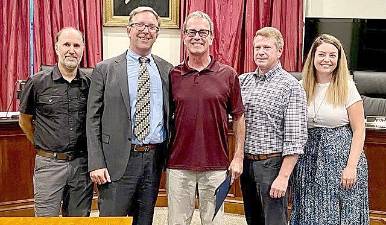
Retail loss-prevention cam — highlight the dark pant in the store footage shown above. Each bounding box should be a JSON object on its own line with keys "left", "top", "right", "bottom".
{"left": 33, "top": 155, "right": 93, "bottom": 217}
{"left": 98, "top": 148, "right": 162, "bottom": 225}
{"left": 240, "top": 157, "right": 288, "bottom": 225}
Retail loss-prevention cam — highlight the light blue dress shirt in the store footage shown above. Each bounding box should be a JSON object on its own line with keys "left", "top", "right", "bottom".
{"left": 126, "top": 49, "right": 165, "bottom": 144}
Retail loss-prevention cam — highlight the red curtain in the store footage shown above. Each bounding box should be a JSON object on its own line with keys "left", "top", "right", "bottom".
{"left": 0, "top": 1, "right": 30, "bottom": 111}
{"left": 34, "top": 0, "right": 102, "bottom": 72}
{"left": 0, "top": 1, "right": 102, "bottom": 111}
{"left": 180, "top": 0, "right": 245, "bottom": 72}
{"left": 271, "top": 0, "right": 304, "bottom": 72}
{"left": 180, "top": 0, "right": 303, "bottom": 74}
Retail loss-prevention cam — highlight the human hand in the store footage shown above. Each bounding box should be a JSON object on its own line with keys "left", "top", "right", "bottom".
{"left": 90, "top": 168, "right": 111, "bottom": 185}
{"left": 341, "top": 165, "right": 357, "bottom": 190}
{"left": 228, "top": 157, "right": 243, "bottom": 184}
{"left": 269, "top": 175, "right": 289, "bottom": 198}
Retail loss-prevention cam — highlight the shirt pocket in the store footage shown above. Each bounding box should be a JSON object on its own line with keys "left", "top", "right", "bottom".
{"left": 256, "top": 92, "right": 286, "bottom": 119}
{"left": 37, "top": 95, "right": 64, "bottom": 117}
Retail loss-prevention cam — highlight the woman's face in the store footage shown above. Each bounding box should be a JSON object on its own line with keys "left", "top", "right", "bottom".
{"left": 313, "top": 42, "right": 339, "bottom": 77}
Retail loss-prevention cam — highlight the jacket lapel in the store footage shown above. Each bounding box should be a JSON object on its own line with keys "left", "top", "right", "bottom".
{"left": 115, "top": 52, "right": 131, "bottom": 117}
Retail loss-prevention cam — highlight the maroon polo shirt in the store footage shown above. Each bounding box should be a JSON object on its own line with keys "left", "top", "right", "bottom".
{"left": 168, "top": 57, "right": 244, "bottom": 171}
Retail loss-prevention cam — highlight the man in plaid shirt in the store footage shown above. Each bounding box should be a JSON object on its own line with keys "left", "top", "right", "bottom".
{"left": 239, "top": 27, "right": 307, "bottom": 225}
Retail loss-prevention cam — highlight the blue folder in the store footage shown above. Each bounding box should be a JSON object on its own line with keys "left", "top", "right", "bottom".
{"left": 212, "top": 174, "right": 232, "bottom": 220}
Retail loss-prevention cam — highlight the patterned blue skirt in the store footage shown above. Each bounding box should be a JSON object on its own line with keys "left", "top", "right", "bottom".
{"left": 290, "top": 126, "right": 369, "bottom": 225}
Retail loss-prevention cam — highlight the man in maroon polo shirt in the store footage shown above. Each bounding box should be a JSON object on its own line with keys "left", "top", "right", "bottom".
{"left": 167, "top": 11, "right": 246, "bottom": 225}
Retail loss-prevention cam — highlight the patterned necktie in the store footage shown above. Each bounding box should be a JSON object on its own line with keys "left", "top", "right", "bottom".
{"left": 134, "top": 56, "right": 151, "bottom": 142}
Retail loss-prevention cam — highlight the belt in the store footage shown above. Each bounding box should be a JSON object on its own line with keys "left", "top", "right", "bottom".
{"left": 36, "top": 148, "right": 83, "bottom": 161}
{"left": 131, "top": 144, "right": 159, "bottom": 152}
{"left": 245, "top": 152, "right": 282, "bottom": 161}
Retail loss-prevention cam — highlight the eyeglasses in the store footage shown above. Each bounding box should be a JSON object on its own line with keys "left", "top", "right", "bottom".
{"left": 130, "top": 23, "right": 159, "bottom": 32}
{"left": 184, "top": 29, "right": 211, "bottom": 38}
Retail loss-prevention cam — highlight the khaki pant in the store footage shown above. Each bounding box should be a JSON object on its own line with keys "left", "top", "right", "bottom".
{"left": 167, "top": 169, "right": 227, "bottom": 225}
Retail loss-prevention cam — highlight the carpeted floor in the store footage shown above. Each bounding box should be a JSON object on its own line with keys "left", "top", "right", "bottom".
{"left": 91, "top": 207, "right": 247, "bottom": 225}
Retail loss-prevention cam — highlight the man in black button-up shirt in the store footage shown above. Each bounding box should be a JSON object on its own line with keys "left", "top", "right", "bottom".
{"left": 19, "top": 27, "right": 92, "bottom": 217}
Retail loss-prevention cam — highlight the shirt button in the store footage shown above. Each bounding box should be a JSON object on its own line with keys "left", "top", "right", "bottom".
{"left": 68, "top": 99, "right": 71, "bottom": 102}
{"left": 70, "top": 128, "right": 73, "bottom": 131}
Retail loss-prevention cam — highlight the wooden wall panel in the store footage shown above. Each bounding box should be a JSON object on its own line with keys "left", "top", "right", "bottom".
{"left": 365, "top": 129, "right": 386, "bottom": 219}
{"left": 0, "top": 120, "right": 35, "bottom": 216}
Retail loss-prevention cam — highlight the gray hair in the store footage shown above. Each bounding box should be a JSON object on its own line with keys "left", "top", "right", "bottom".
{"left": 128, "top": 6, "right": 161, "bottom": 27}
{"left": 183, "top": 11, "right": 214, "bottom": 33}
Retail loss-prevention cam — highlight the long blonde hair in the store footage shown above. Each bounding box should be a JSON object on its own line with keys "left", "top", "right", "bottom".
{"left": 302, "top": 34, "right": 350, "bottom": 106}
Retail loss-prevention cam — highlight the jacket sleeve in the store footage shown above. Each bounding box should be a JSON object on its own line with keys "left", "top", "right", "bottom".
{"left": 86, "top": 65, "right": 107, "bottom": 172}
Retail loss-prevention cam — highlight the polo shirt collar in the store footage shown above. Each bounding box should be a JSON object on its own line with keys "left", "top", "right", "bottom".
{"left": 181, "top": 55, "right": 219, "bottom": 75}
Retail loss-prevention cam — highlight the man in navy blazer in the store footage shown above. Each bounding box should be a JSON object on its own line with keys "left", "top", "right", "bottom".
{"left": 86, "top": 6, "right": 173, "bottom": 225}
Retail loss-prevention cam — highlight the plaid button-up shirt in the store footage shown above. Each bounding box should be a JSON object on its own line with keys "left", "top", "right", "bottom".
{"left": 239, "top": 63, "right": 307, "bottom": 156}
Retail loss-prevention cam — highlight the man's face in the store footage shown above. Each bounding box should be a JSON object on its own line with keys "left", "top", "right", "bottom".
{"left": 55, "top": 29, "right": 84, "bottom": 70}
{"left": 253, "top": 35, "right": 282, "bottom": 74}
{"left": 127, "top": 11, "right": 159, "bottom": 56}
{"left": 183, "top": 17, "right": 213, "bottom": 56}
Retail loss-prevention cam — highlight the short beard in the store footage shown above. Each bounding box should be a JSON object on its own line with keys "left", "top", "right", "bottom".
{"left": 63, "top": 59, "right": 80, "bottom": 70}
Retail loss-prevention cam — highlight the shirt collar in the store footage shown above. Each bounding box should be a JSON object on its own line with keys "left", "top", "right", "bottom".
{"left": 254, "top": 62, "right": 282, "bottom": 81}
{"left": 52, "top": 65, "right": 86, "bottom": 82}
{"left": 180, "top": 55, "right": 219, "bottom": 76}
{"left": 126, "top": 48, "right": 154, "bottom": 64}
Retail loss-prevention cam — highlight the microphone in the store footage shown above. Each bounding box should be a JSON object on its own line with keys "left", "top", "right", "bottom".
{"left": 16, "top": 80, "right": 27, "bottom": 100}
{"left": 0, "top": 80, "right": 25, "bottom": 120}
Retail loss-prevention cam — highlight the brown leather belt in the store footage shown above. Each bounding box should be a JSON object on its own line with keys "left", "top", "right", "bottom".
{"left": 245, "top": 152, "right": 282, "bottom": 161}
{"left": 36, "top": 148, "right": 82, "bottom": 161}
{"left": 131, "top": 144, "right": 159, "bottom": 152}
